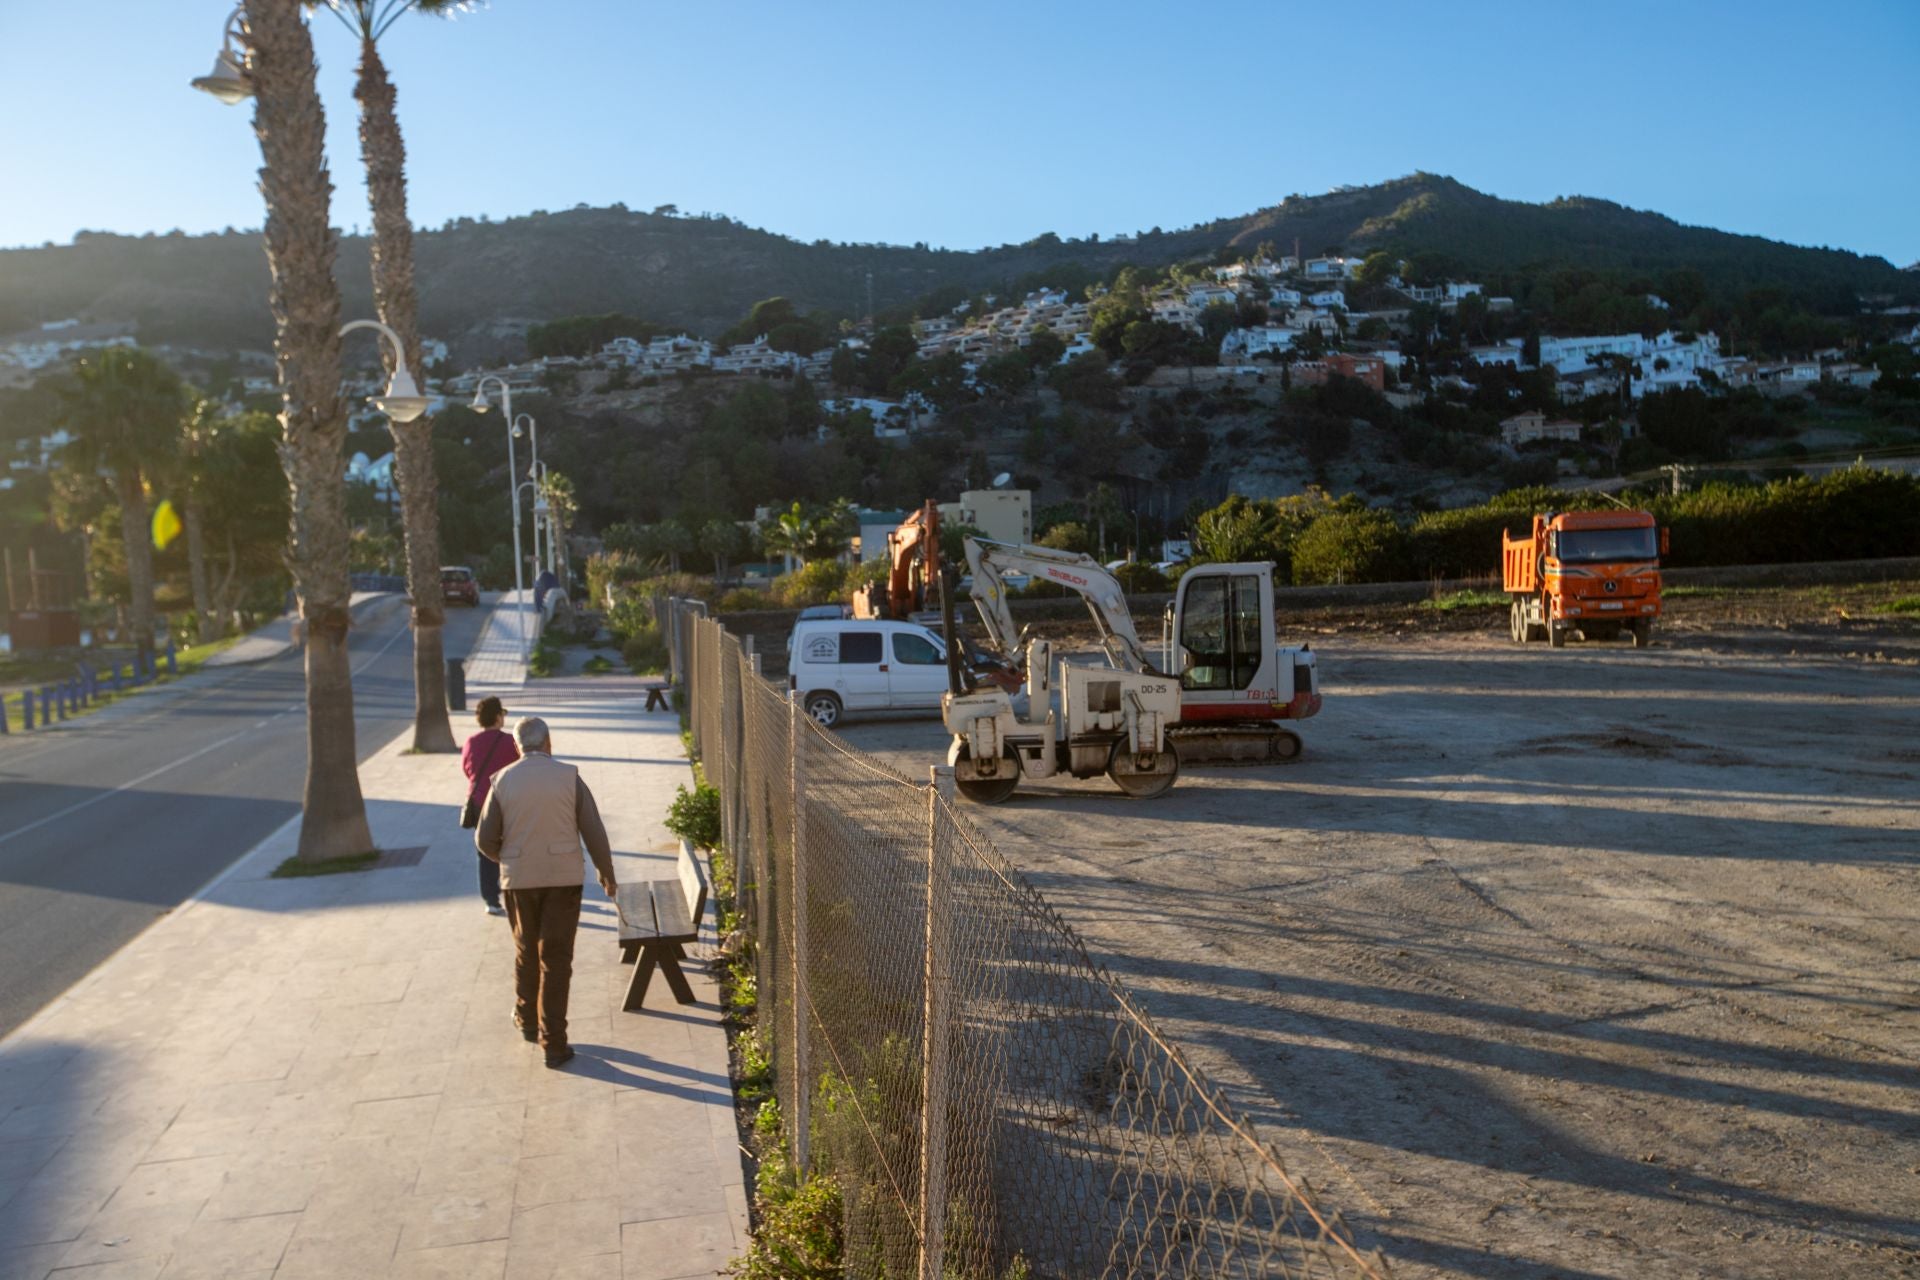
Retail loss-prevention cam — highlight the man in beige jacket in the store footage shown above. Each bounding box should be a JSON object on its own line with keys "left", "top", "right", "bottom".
{"left": 476, "top": 716, "right": 618, "bottom": 1068}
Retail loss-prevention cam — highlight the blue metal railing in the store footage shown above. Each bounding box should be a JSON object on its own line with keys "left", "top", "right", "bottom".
{"left": 8, "top": 637, "right": 178, "bottom": 732}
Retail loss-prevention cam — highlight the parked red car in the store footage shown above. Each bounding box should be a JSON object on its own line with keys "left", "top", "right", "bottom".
{"left": 441, "top": 566, "right": 480, "bottom": 607}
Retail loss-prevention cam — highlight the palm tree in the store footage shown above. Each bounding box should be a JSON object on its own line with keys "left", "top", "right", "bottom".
{"left": 57, "top": 347, "right": 187, "bottom": 667}
{"left": 314, "top": 0, "right": 465, "bottom": 752}
{"left": 248, "top": 0, "right": 374, "bottom": 862}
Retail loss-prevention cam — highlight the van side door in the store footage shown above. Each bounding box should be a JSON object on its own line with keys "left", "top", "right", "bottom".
{"left": 834, "top": 629, "right": 890, "bottom": 709}
{"left": 886, "top": 629, "right": 949, "bottom": 709}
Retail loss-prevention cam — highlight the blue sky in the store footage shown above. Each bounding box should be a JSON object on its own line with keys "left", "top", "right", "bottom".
{"left": 0, "top": 1, "right": 1915, "bottom": 264}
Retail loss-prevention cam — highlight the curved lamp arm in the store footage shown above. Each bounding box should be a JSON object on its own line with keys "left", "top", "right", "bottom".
{"left": 340, "top": 319, "right": 429, "bottom": 423}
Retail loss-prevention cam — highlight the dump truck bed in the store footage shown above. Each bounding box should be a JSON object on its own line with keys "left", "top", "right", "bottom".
{"left": 1502, "top": 530, "right": 1539, "bottom": 594}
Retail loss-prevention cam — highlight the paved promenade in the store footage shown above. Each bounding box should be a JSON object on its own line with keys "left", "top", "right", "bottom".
{"left": 0, "top": 677, "right": 746, "bottom": 1279}
{"left": 463, "top": 591, "right": 539, "bottom": 693}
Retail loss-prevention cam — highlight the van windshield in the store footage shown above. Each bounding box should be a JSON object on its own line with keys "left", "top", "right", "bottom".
{"left": 1558, "top": 527, "right": 1657, "bottom": 563}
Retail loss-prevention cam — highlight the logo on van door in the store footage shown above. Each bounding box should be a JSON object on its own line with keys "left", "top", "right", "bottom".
{"left": 802, "top": 634, "right": 838, "bottom": 663}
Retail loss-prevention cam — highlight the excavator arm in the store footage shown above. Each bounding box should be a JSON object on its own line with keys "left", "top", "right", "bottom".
{"left": 963, "top": 537, "right": 1161, "bottom": 675}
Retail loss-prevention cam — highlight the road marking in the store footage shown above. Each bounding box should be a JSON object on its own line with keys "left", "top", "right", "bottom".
{"left": 0, "top": 722, "right": 269, "bottom": 848}
{"left": 0, "top": 610, "right": 415, "bottom": 849}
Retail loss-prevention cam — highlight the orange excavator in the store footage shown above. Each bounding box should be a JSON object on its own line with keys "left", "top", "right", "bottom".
{"left": 852, "top": 500, "right": 943, "bottom": 621}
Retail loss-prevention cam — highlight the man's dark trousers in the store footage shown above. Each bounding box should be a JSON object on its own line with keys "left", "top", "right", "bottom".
{"left": 505, "top": 885, "right": 583, "bottom": 1048}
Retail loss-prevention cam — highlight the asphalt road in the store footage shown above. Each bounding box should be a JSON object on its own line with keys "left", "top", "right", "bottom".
{"left": 0, "top": 594, "right": 492, "bottom": 1038}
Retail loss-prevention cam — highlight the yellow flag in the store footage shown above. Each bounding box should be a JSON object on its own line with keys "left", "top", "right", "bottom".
{"left": 151, "top": 499, "right": 183, "bottom": 551}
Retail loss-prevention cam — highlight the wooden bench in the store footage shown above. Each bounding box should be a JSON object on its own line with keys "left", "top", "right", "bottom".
{"left": 615, "top": 839, "right": 708, "bottom": 1010}
{"left": 640, "top": 681, "right": 669, "bottom": 712}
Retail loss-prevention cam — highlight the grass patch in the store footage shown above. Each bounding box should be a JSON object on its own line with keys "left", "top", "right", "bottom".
{"left": 1882, "top": 596, "right": 1920, "bottom": 615}
{"left": 582, "top": 654, "right": 616, "bottom": 675}
{"left": 271, "top": 851, "right": 381, "bottom": 878}
{"left": 1664, "top": 585, "right": 1735, "bottom": 599}
{"left": 1421, "top": 588, "right": 1507, "bottom": 611}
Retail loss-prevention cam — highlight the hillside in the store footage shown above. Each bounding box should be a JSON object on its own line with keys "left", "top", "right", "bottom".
{"left": 2, "top": 175, "right": 1911, "bottom": 362}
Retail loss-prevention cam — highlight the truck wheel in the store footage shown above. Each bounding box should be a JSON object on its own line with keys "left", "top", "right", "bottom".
{"left": 802, "top": 691, "right": 843, "bottom": 728}
{"left": 954, "top": 744, "right": 1019, "bottom": 804}
{"left": 1548, "top": 621, "right": 1566, "bottom": 649}
{"left": 1631, "top": 620, "right": 1654, "bottom": 648}
{"left": 1509, "top": 600, "right": 1526, "bottom": 644}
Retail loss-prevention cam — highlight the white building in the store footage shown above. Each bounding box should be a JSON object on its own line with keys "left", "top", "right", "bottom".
{"left": 1308, "top": 289, "right": 1346, "bottom": 310}
{"left": 712, "top": 336, "right": 800, "bottom": 375}
{"left": 1500, "top": 412, "right": 1582, "bottom": 447}
{"left": 1303, "top": 257, "right": 1355, "bottom": 279}
{"left": 1185, "top": 283, "right": 1235, "bottom": 309}
{"left": 1220, "top": 327, "right": 1295, "bottom": 362}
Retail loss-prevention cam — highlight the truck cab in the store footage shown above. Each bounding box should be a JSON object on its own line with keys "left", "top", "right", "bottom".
{"left": 1503, "top": 511, "right": 1665, "bottom": 648}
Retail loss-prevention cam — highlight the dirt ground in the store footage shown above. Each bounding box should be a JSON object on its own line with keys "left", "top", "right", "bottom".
{"left": 827, "top": 601, "right": 1920, "bottom": 1279}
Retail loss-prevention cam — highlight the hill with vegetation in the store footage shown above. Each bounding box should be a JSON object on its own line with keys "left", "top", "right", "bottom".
{"left": 2, "top": 175, "right": 1911, "bottom": 362}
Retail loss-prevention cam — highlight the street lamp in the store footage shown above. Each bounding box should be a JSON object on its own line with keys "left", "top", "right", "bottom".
{"left": 512, "top": 413, "right": 543, "bottom": 576}
{"left": 471, "top": 377, "right": 530, "bottom": 661}
{"left": 339, "top": 319, "right": 430, "bottom": 423}
{"left": 190, "top": 7, "right": 254, "bottom": 105}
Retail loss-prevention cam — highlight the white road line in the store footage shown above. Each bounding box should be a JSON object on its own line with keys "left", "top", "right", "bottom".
{"left": 0, "top": 612, "right": 412, "bottom": 850}
{"left": 0, "top": 723, "right": 266, "bottom": 848}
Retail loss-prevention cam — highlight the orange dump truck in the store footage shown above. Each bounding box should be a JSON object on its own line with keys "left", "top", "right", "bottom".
{"left": 1502, "top": 510, "right": 1667, "bottom": 648}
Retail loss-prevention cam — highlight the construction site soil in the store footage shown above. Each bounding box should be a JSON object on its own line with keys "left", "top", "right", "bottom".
{"left": 772, "top": 582, "right": 1920, "bottom": 1279}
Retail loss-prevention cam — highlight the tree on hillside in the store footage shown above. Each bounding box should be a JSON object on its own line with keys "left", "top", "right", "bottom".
{"left": 313, "top": 0, "right": 464, "bottom": 753}
{"left": 57, "top": 347, "right": 187, "bottom": 667}
{"left": 699, "top": 518, "right": 747, "bottom": 583}
{"left": 248, "top": 0, "right": 374, "bottom": 861}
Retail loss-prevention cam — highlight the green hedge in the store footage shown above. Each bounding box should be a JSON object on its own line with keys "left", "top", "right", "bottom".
{"left": 1398, "top": 469, "right": 1920, "bottom": 580}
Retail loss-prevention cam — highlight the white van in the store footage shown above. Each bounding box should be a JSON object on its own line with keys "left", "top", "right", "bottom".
{"left": 787, "top": 618, "right": 951, "bottom": 728}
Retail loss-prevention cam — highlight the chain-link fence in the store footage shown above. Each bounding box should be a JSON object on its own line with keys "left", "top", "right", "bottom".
{"left": 675, "top": 600, "right": 1390, "bottom": 1280}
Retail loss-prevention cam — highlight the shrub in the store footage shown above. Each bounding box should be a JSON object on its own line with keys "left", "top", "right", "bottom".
{"left": 716, "top": 587, "right": 776, "bottom": 612}
{"left": 1291, "top": 508, "right": 1410, "bottom": 585}
{"left": 665, "top": 781, "right": 721, "bottom": 848}
{"left": 1113, "top": 562, "right": 1169, "bottom": 593}
{"left": 528, "top": 637, "right": 561, "bottom": 678}
{"left": 622, "top": 625, "right": 668, "bottom": 675}
{"left": 774, "top": 560, "right": 847, "bottom": 607}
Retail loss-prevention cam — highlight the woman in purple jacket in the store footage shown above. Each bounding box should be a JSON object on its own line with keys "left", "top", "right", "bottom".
{"left": 461, "top": 696, "right": 521, "bottom": 914}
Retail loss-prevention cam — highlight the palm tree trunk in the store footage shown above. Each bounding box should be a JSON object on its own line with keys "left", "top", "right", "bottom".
{"left": 184, "top": 498, "right": 217, "bottom": 644}
{"left": 249, "top": 0, "right": 373, "bottom": 862}
{"left": 356, "top": 37, "right": 455, "bottom": 753}
{"left": 115, "top": 470, "right": 157, "bottom": 665}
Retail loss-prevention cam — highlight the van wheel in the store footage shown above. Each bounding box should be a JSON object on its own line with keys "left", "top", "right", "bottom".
{"left": 802, "top": 691, "right": 843, "bottom": 728}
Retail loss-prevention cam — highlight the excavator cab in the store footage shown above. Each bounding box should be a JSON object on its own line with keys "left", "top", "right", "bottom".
{"left": 1162, "top": 563, "right": 1320, "bottom": 762}
{"left": 1172, "top": 568, "right": 1270, "bottom": 691}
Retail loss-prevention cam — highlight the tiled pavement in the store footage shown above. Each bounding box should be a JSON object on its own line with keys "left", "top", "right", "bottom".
{"left": 462, "top": 592, "right": 540, "bottom": 693}
{"left": 0, "top": 685, "right": 746, "bottom": 1279}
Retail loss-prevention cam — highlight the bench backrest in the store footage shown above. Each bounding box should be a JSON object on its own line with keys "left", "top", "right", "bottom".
{"left": 677, "top": 838, "right": 709, "bottom": 931}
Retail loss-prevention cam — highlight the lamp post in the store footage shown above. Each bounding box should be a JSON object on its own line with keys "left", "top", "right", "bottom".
{"left": 511, "top": 412, "right": 542, "bottom": 572}
{"left": 530, "top": 460, "right": 554, "bottom": 576}
{"left": 190, "top": 6, "right": 254, "bottom": 104}
{"left": 470, "top": 378, "right": 529, "bottom": 661}
{"left": 339, "top": 319, "right": 430, "bottom": 424}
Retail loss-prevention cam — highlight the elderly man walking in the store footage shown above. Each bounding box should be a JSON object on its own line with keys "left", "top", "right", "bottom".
{"left": 476, "top": 716, "right": 618, "bottom": 1068}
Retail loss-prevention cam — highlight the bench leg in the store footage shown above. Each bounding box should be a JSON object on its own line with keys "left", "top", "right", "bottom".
{"left": 657, "top": 943, "right": 697, "bottom": 1005}
{"left": 619, "top": 941, "right": 640, "bottom": 966}
{"left": 623, "top": 949, "right": 659, "bottom": 1011}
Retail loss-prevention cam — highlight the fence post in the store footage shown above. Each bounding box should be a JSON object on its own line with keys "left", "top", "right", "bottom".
{"left": 788, "top": 694, "right": 811, "bottom": 1174}
{"left": 21, "top": 691, "right": 32, "bottom": 730}
{"left": 731, "top": 636, "right": 754, "bottom": 857}
{"left": 51, "top": 687, "right": 64, "bottom": 721}
{"left": 918, "top": 765, "right": 957, "bottom": 1280}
